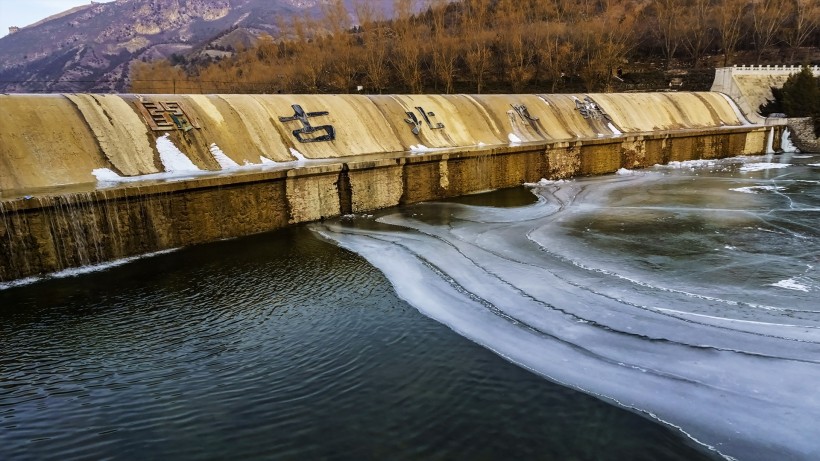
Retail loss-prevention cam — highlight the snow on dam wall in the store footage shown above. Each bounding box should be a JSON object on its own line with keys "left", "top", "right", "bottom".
{"left": 0, "top": 92, "right": 778, "bottom": 281}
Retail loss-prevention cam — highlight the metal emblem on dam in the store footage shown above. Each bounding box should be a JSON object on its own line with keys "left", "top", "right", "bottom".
{"left": 135, "top": 100, "right": 201, "bottom": 132}
{"left": 278, "top": 104, "right": 336, "bottom": 143}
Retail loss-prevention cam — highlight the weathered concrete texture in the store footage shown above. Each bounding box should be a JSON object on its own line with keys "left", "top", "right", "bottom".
{"left": 444, "top": 151, "right": 534, "bottom": 196}
{"left": 743, "top": 130, "right": 768, "bottom": 155}
{"left": 711, "top": 65, "right": 820, "bottom": 123}
{"left": 285, "top": 165, "right": 343, "bottom": 224}
{"left": 0, "top": 176, "right": 291, "bottom": 281}
{"left": 0, "top": 96, "right": 103, "bottom": 190}
{"left": 348, "top": 160, "right": 404, "bottom": 213}
{"left": 65, "top": 94, "right": 159, "bottom": 175}
{"left": 579, "top": 143, "right": 622, "bottom": 175}
{"left": 593, "top": 92, "right": 742, "bottom": 131}
{"left": 546, "top": 143, "right": 580, "bottom": 179}
{"left": 619, "top": 137, "right": 647, "bottom": 169}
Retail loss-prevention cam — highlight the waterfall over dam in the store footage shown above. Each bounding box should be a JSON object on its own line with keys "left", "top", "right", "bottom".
{"left": 0, "top": 91, "right": 782, "bottom": 281}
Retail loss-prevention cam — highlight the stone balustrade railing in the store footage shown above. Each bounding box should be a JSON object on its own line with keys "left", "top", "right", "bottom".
{"left": 720, "top": 64, "right": 820, "bottom": 75}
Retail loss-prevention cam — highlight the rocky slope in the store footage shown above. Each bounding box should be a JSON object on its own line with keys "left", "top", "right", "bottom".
{"left": 0, "top": 0, "right": 382, "bottom": 93}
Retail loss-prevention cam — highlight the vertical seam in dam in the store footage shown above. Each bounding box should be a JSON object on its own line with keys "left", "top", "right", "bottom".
{"left": 337, "top": 164, "right": 353, "bottom": 216}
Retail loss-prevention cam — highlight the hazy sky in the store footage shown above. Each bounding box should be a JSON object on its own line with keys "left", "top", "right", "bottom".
{"left": 0, "top": 0, "right": 114, "bottom": 38}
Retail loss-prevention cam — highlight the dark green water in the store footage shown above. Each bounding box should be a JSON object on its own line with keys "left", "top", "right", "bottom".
{"left": 0, "top": 225, "right": 711, "bottom": 460}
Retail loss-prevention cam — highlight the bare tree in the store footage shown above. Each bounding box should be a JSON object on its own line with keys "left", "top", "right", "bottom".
{"left": 461, "top": 0, "right": 492, "bottom": 93}
{"left": 536, "top": 22, "right": 574, "bottom": 92}
{"left": 495, "top": 0, "right": 535, "bottom": 92}
{"left": 784, "top": 0, "right": 819, "bottom": 60}
{"left": 355, "top": 1, "right": 390, "bottom": 93}
{"left": 464, "top": 35, "right": 492, "bottom": 93}
{"left": 680, "top": 0, "right": 713, "bottom": 68}
{"left": 577, "top": 1, "right": 639, "bottom": 92}
{"left": 715, "top": 0, "right": 748, "bottom": 66}
{"left": 653, "top": 0, "right": 685, "bottom": 68}
{"left": 394, "top": 33, "right": 423, "bottom": 93}
{"left": 751, "top": 0, "right": 788, "bottom": 63}
{"left": 428, "top": 0, "right": 458, "bottom": 93}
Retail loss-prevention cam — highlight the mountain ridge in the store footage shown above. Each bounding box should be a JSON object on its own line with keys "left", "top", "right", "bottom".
{"left": 0, "top": 0, "right": 382, "bottom": 93}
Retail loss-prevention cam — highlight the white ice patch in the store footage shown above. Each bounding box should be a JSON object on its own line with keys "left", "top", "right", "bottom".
{"left": 524, "top": 178, "right": 570, "bottom": 187}
{"left": 209, "top": 143, "right": 240, "bottom": 169}
{"left": 313, "top": 163, "right": 820, "bottom": 460}
{"left": 740, "top": 163, "right": 791, "bottom": 172}
{"left": 92, "top": 168, "right": 124, "bottom": 182}
{"left": 289, "top": 148, "right": 307, "bottom": 161}
{"left": 607, "top": 122, "right": 622, "bottom": 135}
{"left": 92, "top": 168, "right": 205, "bottom": 184}
{"left": 616, "top": 168, "right": 637, "bottom": 175}
{"left": 260, "top": 156, "right": 276, "bottom": 164}
{"left": 780, "top": 129, "right": 800, "bottom": 153}
{"left": 157, "top": 134, "right": 200, "bottom": 172}
{"left": 770, "top": 278, "right": 810, "bottom": 292}
{"left": 663, "top": 159, "right": 717, "bottom": 169}
{"left": 730, "top": 185, "right": 787, "bottom": 194}
{"left": 508, "top": 133, "right": 523, "bottom": 143}
{"left": 810, "top": 163, "right": 820, "bottom": 167}
{"left": 0, "top": 249, "right": 178, "bottom": 290}
{"left": 410, "top": 144, "right": 433, "bottom": 153}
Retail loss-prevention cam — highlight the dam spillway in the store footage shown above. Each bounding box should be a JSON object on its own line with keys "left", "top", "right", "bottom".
{"left": 0, "top": 91, "right": 781, "bottom": 281}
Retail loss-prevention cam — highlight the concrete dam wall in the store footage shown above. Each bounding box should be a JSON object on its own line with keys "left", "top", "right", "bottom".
{"left": 0, "top": 92, "right": 778, "bottom": 281}
{"left": 711, "top": 65, "right": 820, "bottom": 124}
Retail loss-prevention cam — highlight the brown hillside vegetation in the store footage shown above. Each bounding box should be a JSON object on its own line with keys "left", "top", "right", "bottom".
{"left": 130, "top": 0, "right": 819, "bottom": 95}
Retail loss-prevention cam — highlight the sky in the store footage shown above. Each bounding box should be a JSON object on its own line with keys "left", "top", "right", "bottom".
{"left": 0, "top": 0, "right": 113, "bottom": 38}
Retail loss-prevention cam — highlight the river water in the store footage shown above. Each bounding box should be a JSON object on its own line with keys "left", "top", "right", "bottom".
{"left": 1, "top": 152, "right": 817, "bottom": 460}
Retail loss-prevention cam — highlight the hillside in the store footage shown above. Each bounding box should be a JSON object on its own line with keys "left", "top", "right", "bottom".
{"left": 0, "top": 0, "right": 387, "bottom": 93}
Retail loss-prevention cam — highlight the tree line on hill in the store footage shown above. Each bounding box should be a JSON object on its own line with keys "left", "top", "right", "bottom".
{"left": 129, "top": 0, "right": 819, "bottom": 95}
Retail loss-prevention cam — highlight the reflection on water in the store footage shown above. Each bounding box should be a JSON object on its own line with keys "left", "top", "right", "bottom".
{"left": 0, "top": 228, "right": 709, "bottom": 460}
{"left": 316, "top": 154, "right": 820, "bottom": 461}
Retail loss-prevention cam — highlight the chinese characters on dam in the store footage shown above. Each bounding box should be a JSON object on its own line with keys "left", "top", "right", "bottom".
{"left": 511, "top": 104, "right": 540, "bottom": 125}
{"left": 135, "top": 101, "right": 201, "bottom": 132}
{"left": 278, "top": 104, "right": 336, "bottom": 143}
{"left": 575, "top": 96, "right": 612, "bottom": 122}
{"left": 404, "top": 107, "right": 445, "bottom": 135}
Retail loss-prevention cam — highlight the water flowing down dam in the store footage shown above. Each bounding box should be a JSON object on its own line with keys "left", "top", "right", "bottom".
{"left": 1, "top": 89, "right": 814, "bottom": 460}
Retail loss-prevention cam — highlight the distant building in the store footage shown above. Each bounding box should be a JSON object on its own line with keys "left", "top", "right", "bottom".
{"left": 8, "top": 26, "right": 20, "bottom": 35}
